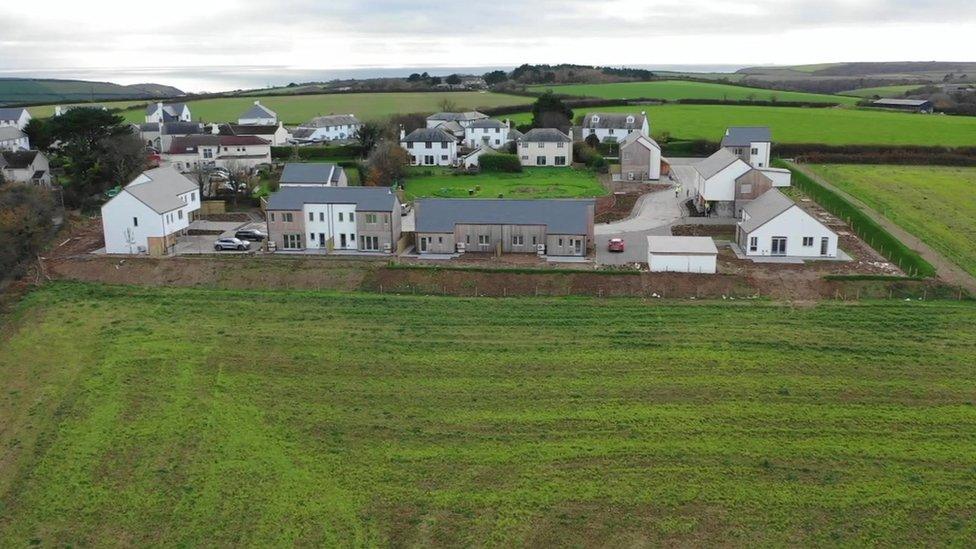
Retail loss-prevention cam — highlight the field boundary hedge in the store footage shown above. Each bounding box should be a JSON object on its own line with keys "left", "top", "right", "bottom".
{"left": 777, "top": 160, "right": 936, "bottom": 277}
{"left": 774, "top": 144, "right": 976, "bottom": 166}
{"left": 271, "top": 144, "right": 363, "bottom": 160}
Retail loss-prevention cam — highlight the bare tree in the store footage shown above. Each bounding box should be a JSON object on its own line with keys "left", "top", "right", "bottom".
{"left": 365, "top": 141, "right": 410, "bottom": 187}
{"left": 437, "top": 98, "right": 459, "bottom": 112}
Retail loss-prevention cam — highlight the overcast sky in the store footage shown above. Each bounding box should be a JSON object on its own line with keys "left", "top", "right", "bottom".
{"left": 2, "top": 0, "right": 975, "bottom": 88}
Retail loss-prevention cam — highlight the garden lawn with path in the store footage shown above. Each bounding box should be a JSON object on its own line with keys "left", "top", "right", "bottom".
{"left": 505, "top": 104, "right": 976, "bottom": 147}
{"left": 403, "top": 167, "right": 607, "bottom": 200}
{"left": 805, "top": 164, "right": 976, "bottom": 277}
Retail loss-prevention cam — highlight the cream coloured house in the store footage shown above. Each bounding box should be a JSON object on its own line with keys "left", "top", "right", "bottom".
{"left": 516, "top": 128, "right": 572, "bottom": 167}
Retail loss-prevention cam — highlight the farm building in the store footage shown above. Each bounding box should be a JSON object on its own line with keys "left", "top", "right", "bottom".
{"left": 646, "top": 236, "right": 718, "bottom": 274}
{"left": 100, "top": 167, "right": 200, "bottom": 255}
{"left": 721, "top": 126, "right": 772, "bottom": 168}
{"left": 413, "top": 198, "right": 594, "bottom": 256}
{"left": 401, "top": 127, "right": 458, "bottom": 166}
{"left": 279, "top": 163, "right": 348, "bottom": 187}
{"left": 619, "top": 131, "right": 662, "bottom": 181}
{"left": 264, "top": 186, "right": 401, "bottom": 253}
{"left": 872, "top": 99, "right": 934, "bottom": 113}
{"left": 517, "top": 128, "right": 572, "bottom": 167}
{"left": 736, "top": 189, "right": 838, "bottom": 258}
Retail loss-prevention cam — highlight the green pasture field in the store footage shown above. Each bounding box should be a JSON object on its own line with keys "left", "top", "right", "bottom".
{"left": 806, "top": 164, "right": 976, "bottom": 276}
{"left": 529, "top": 80, "right": 859, "bottom": 104}
{"left": 507, "top": 104, "right": 976, "bottom": 146}
{"left": 26, "top": 100, "right": 151, "bottom": 119}
{"left": 403, "top": 167, "right": 606, "bottom": 200}
{"left": 106, "top": 91, "right": 529, "bottom": 125}
{"left": 1, "top": 283, "right": 974, "bottom": 546}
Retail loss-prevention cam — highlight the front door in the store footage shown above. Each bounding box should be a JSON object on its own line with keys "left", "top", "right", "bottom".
{"left": 771, "top": 237, "right": 787, "bottom": 256}
{"left": 318, "top": 233, "right": 325, "bottom": 248}
{"left": 340, "top": 233, "right": 347, "bottom": 248}
{"left": 419, "top": 237, "right": 429, "bottom": 252}
{"left": 821, "top": 237, "right": 829, "bottom": 256}
{"left": 573, "top": 238, "right": 583, "bottom": 255}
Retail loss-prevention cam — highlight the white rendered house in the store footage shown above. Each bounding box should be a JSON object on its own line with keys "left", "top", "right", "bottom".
{"left": 580, "top": 112, "right": 649, "bottom": 143}
{"left": 292, "top": 114, "right": 362, "bottom": 142}
{"left": 736, "top": 189, "right": 838, "bottom": 258}
{"left": 237, "top": 101, "right": 277, "bottom": 125}
{"left": 0, "top": 107, "right": 32, "bottom": 130}
{"left": 401, "top": 127, "right": 458, "bottom": 166}
{"left": 721, "top": 126, "right": 772, "bottom": 168}
{"left": 100, "top": 167, "right": 200, "bottom": 255}
{"left": 517, "top": 128, "right": 572, "bottom": 167}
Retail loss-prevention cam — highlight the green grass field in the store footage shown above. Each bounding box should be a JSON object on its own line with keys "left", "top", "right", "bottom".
{"left": 806, "top": 164, "right": 976, "bottom": 277}
{"left": 403, "top": 167, "right": 606, "bottom": 200}
{"left": 1, "top": 283, "right": 975, "bottom": 546}
{"left": 105, "top": 92, "right": 529, "bottom": 125}
{"left": 839, "top": 85, "right": 925, "bottom": 98}
{"left": 26, "top": 100, "right": 155, "bottom": 119}
{"left": 507, "top": 104, "right": 976, "bottom": 146}
{"left": 529, "top": 80, "right": 859, "bottom": 105}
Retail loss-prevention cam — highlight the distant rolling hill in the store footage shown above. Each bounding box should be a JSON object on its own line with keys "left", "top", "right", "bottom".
{"left": 0, "top": 78, "right": 183, "bottom": 106}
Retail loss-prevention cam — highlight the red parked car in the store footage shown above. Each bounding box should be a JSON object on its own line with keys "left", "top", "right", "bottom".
{"left": 608, "top": 238, "right": 625, "bottom": 252}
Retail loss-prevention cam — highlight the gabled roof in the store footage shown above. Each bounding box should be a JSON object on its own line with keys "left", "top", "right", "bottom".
{"left": 0, "top": 150, "right": 41, "bottom": 169}
{"left": 647, "top": 236, "right": 717, "bottom": 255}
{"left": 415, "top": 199, "right": 593, "bottom": 234}
{"left": 738, "top": 189, "right": 796, "bottom": 233}
{"left": 146, "top": 103, "right": 187, "bottom": 116}
{"left": 520, "top": 128, "right": 571, "bottom": 143}
{"left": 403, "top": 127, "right": 456, "bottom": 143}
{"left": 427, "top": 111, "right": 488, "bottom": 122}
{"left": 0, "top": 127, "right": 27, "bottom": 141}
{"left": 239, "top": 101, "right": 277, "bottom": 120}
{"left": 290, "top": 128, "right": 316, "bottom": 139}
{"left": 161, "top": 122, "right": 204, "bottom": 135}
{"left": 166, "top": 135, "right": 268, "bottom": 154}
{"left": 620, "top": 130, "right": 660, "bottom": 150}
{"left": 280, "top": 163, "right": 343, "bottom": 185}
{"left": 581, "top": 112, "right": 645, "bottom": 130}
{"left": 219, "top": 123, "right": 282, "bottom": 136}
{"left": 0, "top": 107, "right": 29, "bottom": 122}
{"left": 435, "top": 120, "right": 465, "bottom": 134}
{"left": 468, "top": 118, "right": 507, "bottom": 129}
{"left": 302, "top": 114, "right": 361, "bottom": 127}
{"left": 695, "top": 149, "right": 743, "bottom": 180}
{"left": 117, "top": 166, "right": 198, "bottom": 214}
{"left": 266, "top": 185, "right": 398, "bottom": 211}
{"left": 721, "top": 127, "right": 772, "bottom": 147}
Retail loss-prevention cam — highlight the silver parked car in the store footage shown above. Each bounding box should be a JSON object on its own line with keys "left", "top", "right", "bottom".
{"left": 214, "top": 237, "right": 251, "bottom": 251}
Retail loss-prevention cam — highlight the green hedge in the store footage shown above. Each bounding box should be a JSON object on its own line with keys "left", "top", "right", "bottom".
{"left": 479, "top": 153, "right": 522, "bottom": 173}
{"left": 777, "top": 160, "right": 936, "bottom": 277}
{"left": 271, "top": 144, "right": 363, "bottom": 160}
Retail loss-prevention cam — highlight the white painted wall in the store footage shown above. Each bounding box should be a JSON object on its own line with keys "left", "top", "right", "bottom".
{"left": 750, "top": 141, "right": 771, "bottom": 168}
{"left": 0, "top": 110, "right": 31, "bottom": 130}
{"left": 0, "top": 134, "right": 30, "bottom": 151}
{"left": 518, "top": 140, "right": 571, "bottom": 167}
{"left": 648, "top": 252, "right": 717, "bottom": 274}
{"left": 302, "top": 203, "right": 358, "bottom": 250}
{"left": 742, "top": 205, "right": 838, "bottom": 258}
{"left": 582, "top": 116, "right": 649, "bottom": 143}
{"left": 403, "top": 140, "right": 457, "bottom": 166}
{"left": 697, "top": 159, "right": 752, "bottom": 202}
{"left": 759, "top": 168, "right": 791, "bottom": 187}
{"left": 302, "top": 124, "right": 362, "bottom": 142}
{"left": 464, "top": 126, "right": 511, "bottom": 148}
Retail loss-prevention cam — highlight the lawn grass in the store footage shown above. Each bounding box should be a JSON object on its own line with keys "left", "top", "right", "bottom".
{"left": 403, "top": 167, "right": 606, "bottom": 200}
{"left": 529, "top": 80, "right": 859, "bottom": 105}
{"left": 1, "top": 282, "right": 975, "bottom": 546}
{"left": 805, "top": 164, "right": 976, "bottom": 277}
{"left": 506, "top": 104, "right": 976, "bottom": 146}
{"left": 107, "top": 91, "right": 529, "bottom": 125}
{"left": 839, "top": 85, "right": 926, "bottom": 98}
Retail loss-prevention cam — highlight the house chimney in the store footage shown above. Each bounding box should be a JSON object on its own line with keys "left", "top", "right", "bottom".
{"left": 399, "top": 125, "right": 405, "bottom": 140}
{"left": 254, "top": 100, "right": 260, "bottom": 105}
{"left": 211, "top": 124, "right": 220, "bottom": 135}
{"left": 568, "top": 128, "right": 573, "bottom": 141}
{"left": 156, "top": 102, "right": 163, "bottom": 119}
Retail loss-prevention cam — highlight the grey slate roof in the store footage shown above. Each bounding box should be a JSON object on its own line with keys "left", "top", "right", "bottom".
{"left": 280, "top": 163, "right": 343, "bottom": 185}
{"left": 721, "top": 126, "right": 772, "bottom": 148}
{"left": 873, "top": 99, "right": 932, "bottom": 107}
{"left": 414, "top": 199, "right": 594, "bottom": 235}
{"left": 161, "top": 122, "right": 204, "bottom": 135}
{"left": 620, "top": 130, "right": 660, "bottom": 150}
{"left": 1, "top": 150, "right": 41, "bottom": 169}
{"left": 695, "top": 149, "right": 742, "bottom": 180}
{"left": 0, "top": 107, "right": 28, "bottom": 122}
{"left": 146, "top": 102, "right": 187, "bottom": 116}
{"left": 219, "top": 123, "right": 281, "bottom": 136}
{"left": 647, "top": 236, "right": 717, "bottom": 255}
{"left": 403, "top": 127, "right": 456, "bottom": 143}
{"left": 239, "top": 102, "right": 277, "bottom": 120}
{"left": 265, "top": 185, "right": 398, "bottom": 211}
{"left": 427, "top": 111, "right": 488, "bottom": 122}
{"left": 738, "top": 189, "right": 795, "bottom": 233}
{"left": 581, "top": 112, "right": 645, "bottom": 130}
{"left": 520, "top": 128, "right": 571, "bottom": 143}
{"left": 303, "top": 114, "right": 361, "bottom": 127}
{"left": 0, "top": 127, "right": 27, "bottom": 141}
{"left": 121, "top": 167, "right": 198, "bottom": 214}
{"left": 468, "top": 118, "right": 507, "bottom": 129}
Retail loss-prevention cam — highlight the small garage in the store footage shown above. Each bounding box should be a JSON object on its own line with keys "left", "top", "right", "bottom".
{"left": 646, "top": 236, "right": 718, "bottom": 274}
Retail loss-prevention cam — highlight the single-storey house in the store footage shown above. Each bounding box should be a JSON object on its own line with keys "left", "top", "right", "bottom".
{"left": 0, "top": 150, "right": 51, "bottom": 186}
{"left": 736, "top": 189, "right": 838, "bottom": 258}
{"left": 401, "top": 127, "right": 458, "bottom": 166}
{"left": 237, "top": 101, "right": 277, "bottom": 125}
{"left": 0, "top": 107, "right": 31, "bottom": 130}
{"left": 0, "top": 127, "right": 30, "bottom": 152}
{"left": 581, "top": 112, "right": 649, "bottom": 143}
{"left": 721, "top": 126, "right": 772, "bottom": 168}
{"left": 872, "top": 99, "right": 934, "bottom": 114}
{"left": 619, "top": 131, "right": 662, "bottom": 181}
{"left": 292, "top": 114, "right": 362, "bottom": 142}
{"left": 279, "top": 163, "right": 348, "bottom": 187}
{"left": 265, "top": 186, "right": 401, "bottom": 253}
{"left": 146, "top": 102, "right": 192, "bottom": 124}
{"left": 164, "top": 135, "right": 271, "bottom": 172}
{"left": 413, "top": 198, "right": 594, "bottom": 256}
{"left": 517, "top": 128, "right": 572, "bottom": 167}
{"left": 101, "top": 166, "right": 200, "bottom": 255}
{"left": 646, "top": 236, "right": 718, "bottom": 274}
